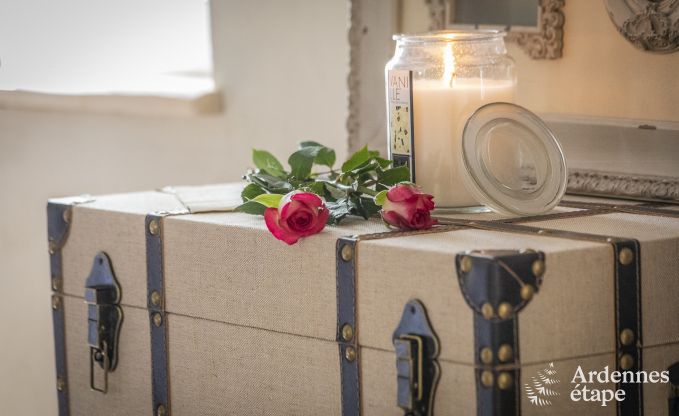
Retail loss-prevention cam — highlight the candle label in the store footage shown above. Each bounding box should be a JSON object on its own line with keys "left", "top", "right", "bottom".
{"left": 387, "top": 69, "right": 416, "bottom": 182}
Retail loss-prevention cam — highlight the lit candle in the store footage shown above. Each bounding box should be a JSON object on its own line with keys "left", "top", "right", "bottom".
{"left": 413, "top": 77, "right": 516, "bottom": 207}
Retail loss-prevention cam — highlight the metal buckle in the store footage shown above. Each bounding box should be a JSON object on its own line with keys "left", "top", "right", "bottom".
{"left": 392, "top": 300, "right": 440, "bottom": 416}
{"left": 90, "top": 342, "right": 110, "bottom": 393}
{"left": 85, "top": 252, "right": 122, "bottom": 394}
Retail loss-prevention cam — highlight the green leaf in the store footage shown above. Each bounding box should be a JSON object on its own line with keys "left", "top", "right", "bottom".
{"left": 379, "top": 166, "right": 411, "bottom": 186}
{"left": 299, "top": 141, "right": 336, "bottom": 168}
{"left": 315, "top": 147, "right": 336, "bottom": 168}
{"left": 288, "top": 147, "right": 318, "bottom": 179}
{"left": 326, "top": 199, "right": 351, "bottom": 225}
{"left": 235, "top": 201, "right": 267, "bottom": 215}
{"left": 352, "top": 195, "right": 380, "bottom": 219}
{"left": 252, "top": 193, "right": 284, "bottom": 208}
{"left": 374, "top": 190, "right": 388, "bottom": 206}
{"left": 252, "top": 149, "right": 286, "bottom": 177}
{"left": 323, "top": 182, "right": 349, "bottom": 200}
{"left": 341, "top": 146, "right": 372, "bottom": 173}
{"left": 375, "top": 157, "right": 392, "bottom": 168}
{"left": 308, "top": 181, "right": 325, "bottom": 197}
{"left": 299, "top": 141, "right": 323, "bottom": 148}
{"left": 248, "top": 173, "right": 293, "bottom": 194}
{"left": 241, "top": 183, "right": 266, "bottom": 202}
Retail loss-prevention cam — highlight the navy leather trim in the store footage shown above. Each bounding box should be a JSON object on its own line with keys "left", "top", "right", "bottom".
{"left": 457, "top": 250, "right": 544, "bottom": 416}
{"left": 146, "top": 214, "right": 170, "bottom": 416}
{"left": 52, "top": 294, "right": 69, "bottom": 416}
{"left": 48, "top": 202, "right": 72, "bottom": 416}
{"left": 337, "top": 237, "right": 360, "bottom": 416}
{"left": 474, "top": 317, "right": 520, "bottom": 416}
{"left": 614, "top": 239, "right": 643, "bottom": 416}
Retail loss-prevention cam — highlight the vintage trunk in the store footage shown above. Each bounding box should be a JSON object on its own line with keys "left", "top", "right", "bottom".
{"left": 47, "top": 184, "right": 679, "bottom": 416}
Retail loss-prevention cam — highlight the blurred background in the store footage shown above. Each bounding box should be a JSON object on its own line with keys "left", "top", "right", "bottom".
{"left": 1, "top": 0, "right": 677, "bottom": 415}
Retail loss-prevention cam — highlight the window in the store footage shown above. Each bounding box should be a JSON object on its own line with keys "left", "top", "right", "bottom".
{"left": 0, "top": 0, "right": 214, "bottom": 97}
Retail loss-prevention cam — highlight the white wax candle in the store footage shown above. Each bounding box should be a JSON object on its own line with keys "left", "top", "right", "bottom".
{"left": 413, "top": 78, "right": 516, "bottom": 207}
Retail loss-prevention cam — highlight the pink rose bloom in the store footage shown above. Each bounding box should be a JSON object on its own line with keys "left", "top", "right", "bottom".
{"left": 381, "top": 184, "right": 438, "bottom": 230}
{"left": 264, "top": 191, "right": 330, "bottom": 245}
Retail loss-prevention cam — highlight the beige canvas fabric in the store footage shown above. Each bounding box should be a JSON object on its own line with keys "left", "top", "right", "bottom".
{"left": 60, "top": 191, "right": 186, "bottom": 308}
{"left": 533, "top": 212, "right": 679, "bottom": 347}
{"left": 52, "top": 184, "right": 679, "bottom": 415}
{"left": 63, "top": 296, "right": 152, "bottom": 416}
{"left": 163, "top": 212, "right": 386, "bottom": 342}
{"left": 168, "top": 314, "right": 341, "bottom": 416}
{"left": 357, "top": 230, "right": 614, "bottom": 364}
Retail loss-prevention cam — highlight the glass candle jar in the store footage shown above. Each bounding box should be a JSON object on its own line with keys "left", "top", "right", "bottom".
{"left": 386, "top": 30, "right": 516, "bottom": 208}
{"left": 385, "top": 30, "right": 566, "bottom": 215}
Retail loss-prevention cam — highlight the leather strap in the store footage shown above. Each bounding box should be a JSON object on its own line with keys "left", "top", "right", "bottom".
{"left": 337, "top": 238, "right": 360, "bottom": 416}
{"left": 457, "top": 250, "right": 544, "bottom": 416}
{"left": 48, "top": 201, "right": 73, "bottom": 416}
{"left": 559, "top": 200, "right": 679, "bottom": 219}
{"left": 146, "top": 214, "right": 170, "bottom": 416}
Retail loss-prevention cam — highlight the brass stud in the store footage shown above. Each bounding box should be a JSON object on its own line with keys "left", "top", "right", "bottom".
{"left": 460, "top": 256, "right": 473, "bottom": 273}
{"left": 152, "top": 313, "right": 163, "bottom": 327}
{"left": 497, "top": 344, "right": 513, "bottom": 363}
{"left": 150, "top": 291, "right": 162, "bottom": 307}
{"left": 48, "top": 240, "right": 58, "bottom": 255}
{"left": 56, "top": 377, "right": 66, "bottom": 392}
{"left": 62, "top": 208, "right": 72, "bottom": 224}
{"left": 531, "top": 259, "right": 545, "bottom": 278}
{"left": 520, "top": 285, "right": 535, "bottom": 301}
{"left": 520, "top": 248, "right": 536, "bottom": 254}
{"left": 620, "top": 329, "right": 635, "bottom": 346}
{"left": 481, "top": 370, "right": 494, "bottom": 388}
{"left": 481, "top": 303, "right": 495, "bottom": 320}
{"left": 341, "top": 324, "right": 354, "bottom": 342}
{"left": 345, "top": 346, "right": 357, "bottom": 362}
{"left": 340, "top": 244, "right": 354, "bottom": 262}
{"left": 52, "top": 296, "right": 61, "bottom": 310}
{"left": 497, "top": 302, "right": 513, "bottom": 320}
{"left": 619, "top": 248, "right": 634, "bottom": 266}
{"left": 497, "top": 372, "right": 513, "bottom": 390}
{"left": 537, "top": 229, "right": 547, "bottom": 235}
{"left": 52, "top": 277, "right": 61, "bottom": 291}
{"left": 480, "top": 347, "right": 493, "bottom": 364}
{"left": 620, "top": 354, "right": 634, "bottom": 370}
{"left": 148, "top": 219, "right": 160, "bottom": 236}
{"left": 156, "top": 404, "right": 167, "bottom": 416}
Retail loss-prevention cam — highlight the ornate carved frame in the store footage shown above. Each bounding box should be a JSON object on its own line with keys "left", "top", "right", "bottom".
{"left": 604, "top": 0, "right": 679, "bottom": 53}
{"left": 567, "top": 169, "right": 679, "bottom": 202}
{"left": 426, "top": 0, "right": 566, "bottom": 59}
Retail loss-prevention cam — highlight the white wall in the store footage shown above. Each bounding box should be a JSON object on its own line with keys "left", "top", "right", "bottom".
{"left": 0, "top": 1, "right": 350, "bottom": 414}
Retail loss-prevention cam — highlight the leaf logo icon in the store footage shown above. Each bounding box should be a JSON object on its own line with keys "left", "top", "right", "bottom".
{"left": 525, "top": 362, "right": 560, "bottom": 406}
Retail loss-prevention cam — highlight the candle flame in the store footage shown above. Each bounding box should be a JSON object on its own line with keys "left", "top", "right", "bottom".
{"left": 442, "top": 43, "right": 456, "bottom": 87}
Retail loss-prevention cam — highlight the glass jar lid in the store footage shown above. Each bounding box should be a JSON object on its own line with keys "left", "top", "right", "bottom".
{"left": 461, "top": 102, "right": 567, "bottom": 216}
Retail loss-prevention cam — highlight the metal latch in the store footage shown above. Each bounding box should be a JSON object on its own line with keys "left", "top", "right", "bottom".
{"left": 85, "top": 252, "right": 122, "bottom": 394}
{"left": 392, "top": 300, "right": 440, "bottom": 416}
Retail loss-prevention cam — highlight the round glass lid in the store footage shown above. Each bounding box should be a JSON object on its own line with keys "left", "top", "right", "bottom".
{"left": 461, "top": 102, "right": 567, "bottom": 216}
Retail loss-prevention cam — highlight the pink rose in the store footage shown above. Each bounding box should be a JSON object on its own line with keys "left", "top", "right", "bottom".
{"left": 380, "top": 184, "right": 438, "bottom": 230}
{"left": 264, "top": 191, "right": 330, "bottom": 245}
